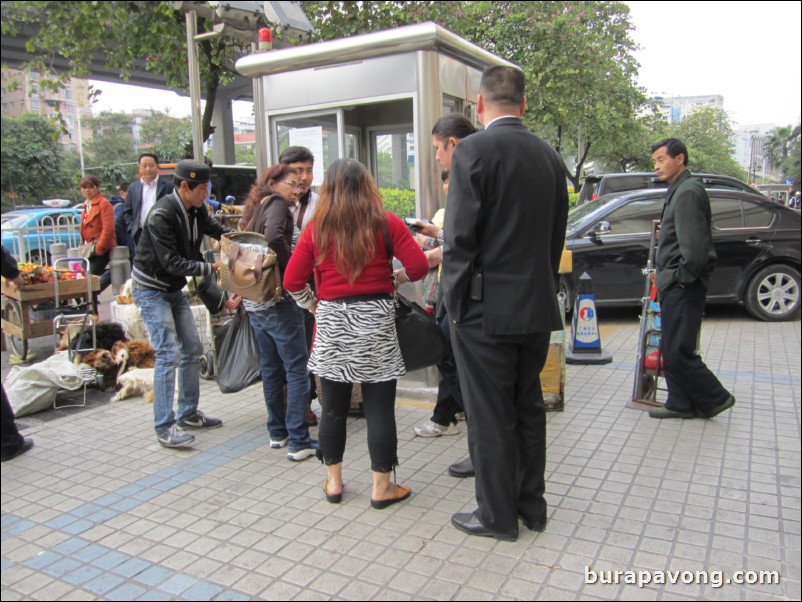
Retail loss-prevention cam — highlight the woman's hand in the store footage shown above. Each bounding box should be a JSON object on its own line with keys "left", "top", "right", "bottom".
{"left": 424, "top": 247, "right": 442, "bottom": 268}
{"left": 393, "top": 267, "right": 409, "bottom": 286}
{"left": 416, "top": 221, "right": 441, "bottom": 239}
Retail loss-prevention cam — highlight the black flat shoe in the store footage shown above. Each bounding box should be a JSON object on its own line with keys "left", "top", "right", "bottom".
{"left": 371, "top": 484, "right": 411, "bottom": 509}
{"left": 323, "top": 480, "right": 342, "bottom": 504}
{"left": 451, "top": 511, "right": 517, "bottom": 541}
{"left": 1, "top": 437, "right": 34, "bottom": 462}
{"left": 447, "top": 457, "right": 475, "bottom": 478}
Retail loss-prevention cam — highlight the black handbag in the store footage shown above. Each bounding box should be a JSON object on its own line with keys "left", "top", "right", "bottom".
{"left": 382, "top": 223, "right": 445, "bottom": 372}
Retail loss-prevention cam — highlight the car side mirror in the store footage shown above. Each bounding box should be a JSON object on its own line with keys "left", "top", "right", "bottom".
{"left": 588, "top": 221, "right": 611, "bottom": 241}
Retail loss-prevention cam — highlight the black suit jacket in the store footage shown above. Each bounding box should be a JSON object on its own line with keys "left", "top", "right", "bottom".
{"left": 123, "top": 177, "right": 175, "bottom": 254}
{"left": 441, "top": 117, "right": 568, "bottom": 335}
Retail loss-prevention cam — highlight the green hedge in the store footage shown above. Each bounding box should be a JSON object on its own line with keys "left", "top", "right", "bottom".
{"left": 380, "top": 188, "right": 416, "bottom": 218}
{"left": 568, "top": 191, "right": 579, "bottom": 209}
{"left": 380, "top": 187, "right": 578, "bottom": 215}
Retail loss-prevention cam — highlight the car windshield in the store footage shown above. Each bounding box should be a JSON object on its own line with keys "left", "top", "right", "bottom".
{"left": 1, "top": 213, "right": 32, "bottom": 229}
{"left": 567, "top": 194, "right": 622, "bottom": 233}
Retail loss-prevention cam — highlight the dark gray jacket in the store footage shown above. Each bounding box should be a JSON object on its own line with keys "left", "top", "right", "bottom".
{"left": 655, "top": 169, "right": 717, "bottom": 296}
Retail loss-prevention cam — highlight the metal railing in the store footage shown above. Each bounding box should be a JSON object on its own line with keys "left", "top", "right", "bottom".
{"left": 1, "top": 214, "right": 82, "bottom": 264}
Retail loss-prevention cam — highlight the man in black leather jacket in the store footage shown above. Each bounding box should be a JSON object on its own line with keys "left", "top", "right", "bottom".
{"left": 132, "top": 160, "right": 234, "bottom": 448}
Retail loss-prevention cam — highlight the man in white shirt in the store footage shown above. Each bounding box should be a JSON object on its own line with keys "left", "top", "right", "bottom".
{"left": 123, "top": 153, "right": 175, "bottom": 259}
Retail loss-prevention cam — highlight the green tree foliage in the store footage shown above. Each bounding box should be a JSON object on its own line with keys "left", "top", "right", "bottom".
{"left": 1, "top": 112, "right": 71, "bottom": 208}
{"left": 453, "top": 2, "right": 645, "bottom": 189}
{"left": 766, "top": 124, "right": 801, "bottom": 188}
{"left": 2, "top": 1, "right": 252, "bottom": 144}
{"left": 669, "top": 107, "right": 743, "bottom": 178}
{"left": 84, "top": 111, "right": 137, "bottom": 186}
{"left": 304, "top": 2, "right": 646, "bottom": 191}
{"left": 139, "top": 111, "right": 193, "bottom": 162}
{"left": 591, "top": 106, "right": 668, "bottom": 173}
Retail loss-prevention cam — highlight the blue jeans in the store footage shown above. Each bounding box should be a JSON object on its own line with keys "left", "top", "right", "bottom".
{"left": 133, "top": 287, "right": 203, "bottom": 433}
{"left": 247, "top": 298, "right": 312, "bottom": 452}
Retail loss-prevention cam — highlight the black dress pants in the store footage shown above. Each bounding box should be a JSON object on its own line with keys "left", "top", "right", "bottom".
{"left": 660, "top": 282, "right": 730, "bottom": 413}
{"left": 431, "top": 314, "right": 465, "bottom": 426}
{"left": 1, "top": 385, "right": 25, "bottom": 460}
{"left": 450, "top": 303, "right": 549, "bottom": 533}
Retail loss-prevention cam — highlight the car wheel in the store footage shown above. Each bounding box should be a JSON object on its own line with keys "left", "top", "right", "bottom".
{"left": 744, "top": 265, "right": 801, "bottom": 322}
{"left": 558, "top": 276, "right": 573, "bottom": 315}
{"left": 27, "top": 249, "right": 51, "bottom": 265}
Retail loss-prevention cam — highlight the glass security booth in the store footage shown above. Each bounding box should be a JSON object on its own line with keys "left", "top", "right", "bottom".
{"left": 236, "top": 22, "right": 517, "bottom": 221}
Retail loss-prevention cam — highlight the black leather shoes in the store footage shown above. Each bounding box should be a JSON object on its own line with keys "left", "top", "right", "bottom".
{"left": 518, "top": 514, "right": 547, "bottom": 532}
{"left": 451, "top": 512, "right": 517, "bottom": 541}
{"left": 448, "top": 457, "right": 475, "bottom": 478}
{"left": 1, "top": 437, "right": 34, "bottom": 462}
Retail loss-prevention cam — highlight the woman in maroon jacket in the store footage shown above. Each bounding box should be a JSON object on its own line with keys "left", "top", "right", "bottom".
{"left": 78, "top": 174, "right": 116, "bottom": 293}
{"left": 285, "top": 158, "right": 428, "bottom": 508}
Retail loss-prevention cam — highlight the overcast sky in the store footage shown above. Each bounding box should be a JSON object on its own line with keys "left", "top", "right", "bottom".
{"left": 90, "top": 1, "right": 802, "bottom": 128}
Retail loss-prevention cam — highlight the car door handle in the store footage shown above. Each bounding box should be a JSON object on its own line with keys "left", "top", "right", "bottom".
{"left": 745, "top": 237, "right": 762, "bottom": 246}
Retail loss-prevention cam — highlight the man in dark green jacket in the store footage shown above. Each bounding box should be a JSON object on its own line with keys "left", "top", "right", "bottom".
{"left": 649, "top": 138, "right": 735, "bottom": 420}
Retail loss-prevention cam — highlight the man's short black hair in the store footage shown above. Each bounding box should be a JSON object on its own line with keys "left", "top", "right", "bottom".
{"left": 480, "top": 66, "right": 525, "bottom": 108}
{"left": 119, "top": 181, "right": 130, "bottom": 193}
{"left": 279, "top": 146, "right": 314, "bottom": 165}
{"left": 431, "top": 113, "right": 476, "bottom": 142}
{"left": 138, "top": 152, "right": 159, "bottom": 165}
{"left": 651, "top": 138, "right": 689, "bottom": 166}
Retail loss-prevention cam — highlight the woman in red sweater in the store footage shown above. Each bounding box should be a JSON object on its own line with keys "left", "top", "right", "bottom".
{"left": 78, "top": 174, "right": 116, "bottom": 294}
{"left": 284, "top": 158, "right": 428, "bottom": 508}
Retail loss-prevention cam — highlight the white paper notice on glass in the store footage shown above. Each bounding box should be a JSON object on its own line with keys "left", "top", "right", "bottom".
{"left": 289, "top": 127, "right": 325, "bottom": 186}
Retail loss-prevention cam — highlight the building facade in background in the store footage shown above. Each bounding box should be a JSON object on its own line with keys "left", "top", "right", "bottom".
{"left": 1, "top": 68, "right": 93, "bottom": 152}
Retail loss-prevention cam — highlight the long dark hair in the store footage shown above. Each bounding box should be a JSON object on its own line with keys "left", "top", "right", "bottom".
{"left": 241, "top": 163, "right": 296, "bottom": 229}
{"left": 311, "top": 158, "right": 386, "bottom": 283}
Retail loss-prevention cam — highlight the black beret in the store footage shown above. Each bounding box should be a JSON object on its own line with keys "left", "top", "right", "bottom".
{"left": 175, "top": 160, "right": 210, "bottom": 183}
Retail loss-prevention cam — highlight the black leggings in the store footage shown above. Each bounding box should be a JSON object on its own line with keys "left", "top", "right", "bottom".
{"left": 318, "top": 378, "right": 398, "bottom": 473}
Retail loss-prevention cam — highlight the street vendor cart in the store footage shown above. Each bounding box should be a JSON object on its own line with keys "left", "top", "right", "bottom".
{"left": 1, "top": 267, "right": 100, "bottom": 361}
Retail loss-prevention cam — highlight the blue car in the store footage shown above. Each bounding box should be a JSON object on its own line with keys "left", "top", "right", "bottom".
{"left": 1, "top": 207, "right": 83, "bottom": 265}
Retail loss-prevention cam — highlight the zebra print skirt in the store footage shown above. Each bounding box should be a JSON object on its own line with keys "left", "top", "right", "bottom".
{"left": 308, "top": 297, "right": 405, "bottom": 383}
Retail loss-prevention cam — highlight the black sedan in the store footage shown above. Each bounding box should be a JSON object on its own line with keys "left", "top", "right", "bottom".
{"left": 561, "top": 189, "right": 801, "bottom": 321}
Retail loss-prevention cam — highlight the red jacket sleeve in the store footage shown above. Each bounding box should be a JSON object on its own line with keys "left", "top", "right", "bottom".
{"left": 284, "top": 226, "right": 315, "bottom": 293}
{"left": 387, "top": 213, "right": 428, "bottom": 282}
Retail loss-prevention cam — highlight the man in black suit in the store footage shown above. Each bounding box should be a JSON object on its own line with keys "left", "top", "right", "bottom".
{"left": 123, "top": 153, "right": 175, "bottom": 259}
{"left": 442, "top": 66, "right": 568, "bottom": 541}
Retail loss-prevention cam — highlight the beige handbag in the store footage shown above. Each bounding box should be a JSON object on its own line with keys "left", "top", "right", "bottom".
{"left": 219, "top": 232, "right": 282, "bottom": 303}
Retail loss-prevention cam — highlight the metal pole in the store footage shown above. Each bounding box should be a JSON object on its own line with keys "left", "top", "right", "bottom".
{"left": 76, "top": 101, "right": 85, "bottom": 176}
{"left": 251, "top": 42, "right": 267, "bottom": 172}
{"left": 186, "top": 10, "right": 204, "bottom": 161}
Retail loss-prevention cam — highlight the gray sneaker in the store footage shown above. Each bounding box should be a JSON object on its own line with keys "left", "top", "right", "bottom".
{"left": 157, "top": 425, "right": 195, "bottom": 448}
{"left": 178, "top": 410, "right": 222, "bottom": 429}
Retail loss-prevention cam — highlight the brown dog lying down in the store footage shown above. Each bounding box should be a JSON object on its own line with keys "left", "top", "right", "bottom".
{"left": 111, "top": 339, "right": 156, "bottom": 372}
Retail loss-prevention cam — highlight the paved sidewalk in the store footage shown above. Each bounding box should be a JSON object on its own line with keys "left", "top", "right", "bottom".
{"left": 2, "top": 306, "right": 799, "bottom": 600}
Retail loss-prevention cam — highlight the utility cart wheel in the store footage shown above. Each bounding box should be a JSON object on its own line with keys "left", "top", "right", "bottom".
{"left": 2, "top": 297, "right": 29, "bottom": 360}
{"left": 199, "top": 350, "right": 215, "bottom": 380}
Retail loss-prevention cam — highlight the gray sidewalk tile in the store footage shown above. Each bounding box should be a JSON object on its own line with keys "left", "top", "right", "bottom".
{"left": 3, "top": 307, "right": 799, "bottom": 600}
